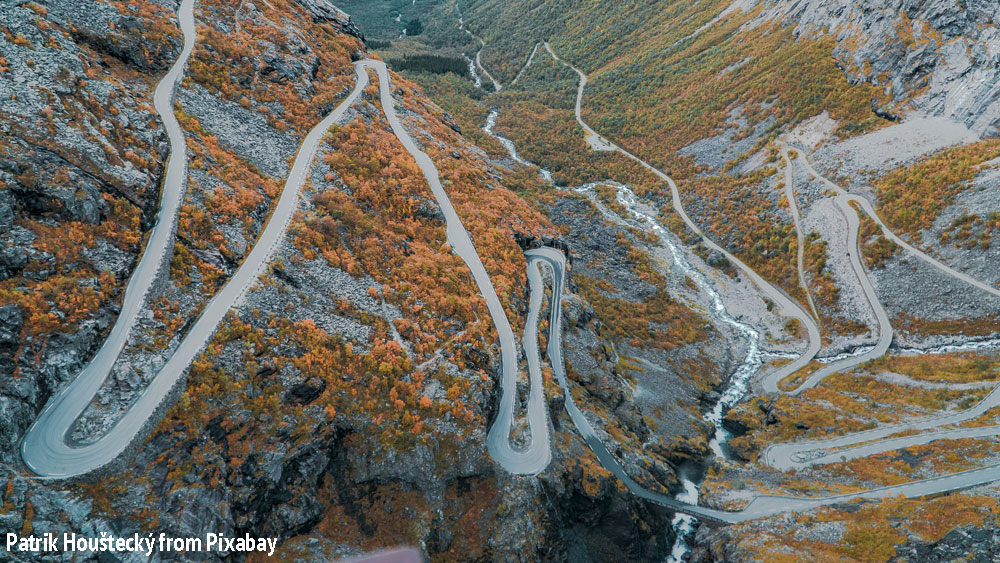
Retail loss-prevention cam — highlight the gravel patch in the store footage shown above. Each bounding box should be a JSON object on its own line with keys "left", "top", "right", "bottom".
{"left": 872, "top": 248, "right": 1000, "bottom": 331}
{"left": 178, "top": 84, "right": 299, "bottom": 179}
{"left": 812, "top": 116, "right": 979, "bottom": 184}
{"left": 801, "top": 197, "right": 878, "bottom": 350}
{"left": 874, "top": 371, "right": 997, "bottom": 391}
{"left": 784, "top": 111, "right": 838, "bottom": 150}
{"left": 678, "top": 107, "right": 776, "bottom": 174}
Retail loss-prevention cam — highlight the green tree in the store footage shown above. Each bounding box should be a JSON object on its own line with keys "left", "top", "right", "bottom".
{"left": 405, "top": 18, "right": 423, "bottom": 36}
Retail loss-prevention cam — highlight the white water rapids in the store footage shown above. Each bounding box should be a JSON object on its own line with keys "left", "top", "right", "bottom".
{"left": 483, "top": 108, "right": 760, "bottom": 556}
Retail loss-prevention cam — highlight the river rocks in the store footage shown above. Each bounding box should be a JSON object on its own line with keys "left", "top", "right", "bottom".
{"left": 721, "top": 415, "right": 751, "bottom": 437}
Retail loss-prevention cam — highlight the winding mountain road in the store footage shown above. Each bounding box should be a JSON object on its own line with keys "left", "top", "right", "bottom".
{"left": 429, "top": 39, "right": 1000, "bottom": 518}
{"left": 509, "top": 41, "right": 1000, "bottom": 523}
{"left": 759, "top": 151, "right": 1000, "bottom": 465}
{"left": 526, "top": 248, "right": 734, "bottom": 523}
{"left": 764, "top": 143, "right": 1000, "bottom": 397}
{"left": 456, "top": 6, "right": 501, "bottom": 92}
{"left": 20, "top": 5, "right": 380, "bottom": 478}
{"left": 794, "top": 148, "right": 1000, "bottom": 300}
{"left": 541, "top": 42, "right": 822, "bottom": 388}
{"left": 528, "top": 245, "right": 1000, "bottom": 523}
{"left": 23, "top": 1, "right": 1000, "bottom": 528}
{"left": 763, "top": 149, "right": 894, "bottom": 395}
{"left": 22, "top": 48, "right": 553, "bottom": 477}
{"left": 21, "top": 0, "right": 550, "bottom": 478}
{"left": 780, "top": 151, "right": 819, "bottom": 321}
{"left": 361, "top": 61, "right": 550, "bottom": 475}
{"left": 20, "top": 0, "right": 199, "bottom": 478}
{"left": 780, "top": 193, "right": 893, "bottom": 395}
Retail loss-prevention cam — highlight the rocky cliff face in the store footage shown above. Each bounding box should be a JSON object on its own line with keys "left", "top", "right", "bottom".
{"left": 295, "top": 0, "right": 365, "bottom": 40}
{"left": 0, "top": 0, "right": 179, "bottom": 463}
{"left": 0, "top": 1, "right": 184, "bottom": 557}
{"left": 759, "top": 0, "right": 1000, "bottom": 134}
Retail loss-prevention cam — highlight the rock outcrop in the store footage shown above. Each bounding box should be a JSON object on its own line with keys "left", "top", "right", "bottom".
{"left": 777, "top": 0, "right": 1000, "bottom": 134}
{"left": 296, "top": 0, "right": 365, "bottom": 40}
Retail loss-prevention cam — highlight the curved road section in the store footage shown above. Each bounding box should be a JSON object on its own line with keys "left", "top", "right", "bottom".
{"left": 361, "top": 60, "right": 550, "bottom": 474}
{"left": 780, "top": 151, "right": 819, "bottom": 321}
{"left": 456, "top": 6, "right": 502, "bottom": 92}
{"left": 358, "top": 60, "right": 552, "bottom": 475}
{"left": 520, "top": 43, "right": 1000, "bottom": 523}
{"left": 20, "top": 0, "right": 197, "bottom": 478}
{"left": 778, "top": 194, "right": 893, "bottom": 394}
{"left": 23, "top": 36, "right": 551, "bottom": 477}
{"left": 760, "top": 150, "right": 894, "bottom": 395}
{"left": 530, "top": 245, "right": 1000, "bottom": 523}
{"left": 795, "top": 149, "right": 1000, "bottom": 300}
{"left": 766, "top": 146, "right": 1000, "bottom": 392}
{"left": 538, "top": 41, "right": 903, "bottom": 397}
{"left": 527, "top": 248, "right": 731, "bottom": 523}
{"left": 21, "top": 7, "right": 371, "bottom": 477}
{"left": 541, "top": 43, "right": 822, "bottom": 386}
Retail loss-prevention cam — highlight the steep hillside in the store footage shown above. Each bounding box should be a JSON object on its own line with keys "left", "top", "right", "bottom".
{"left": 343, "top": 0, "right": 1000, "bottom": 561}
{"left": 0, "top": 0, "right": 179, "bottom": 452}
{"left": 8, "top": 0, "right": 1000, "bottom": 561}
{"left": 1, "top": 1, "right": 733, "bottom": 561}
